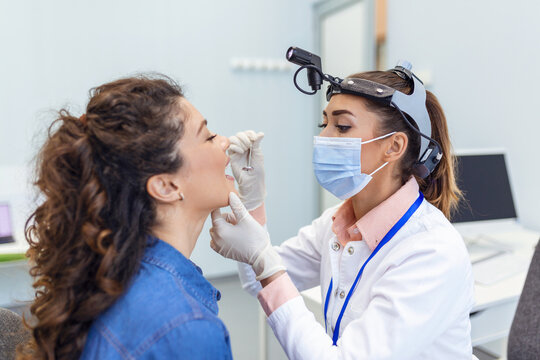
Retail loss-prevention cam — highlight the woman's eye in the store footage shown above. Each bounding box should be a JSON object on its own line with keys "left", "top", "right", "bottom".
{"left": 207, "top": 134, "right": 217, "bottom": 141}
{"left": 335, "top": 125, "right": 351, "bottom": 133}
{"left": 317, "top": 123, "right": 327, "bottom": 128}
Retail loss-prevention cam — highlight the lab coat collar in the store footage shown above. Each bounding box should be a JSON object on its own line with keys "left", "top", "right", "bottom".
{"left": 331, "top": 177, "right": 420, "bottom": 250}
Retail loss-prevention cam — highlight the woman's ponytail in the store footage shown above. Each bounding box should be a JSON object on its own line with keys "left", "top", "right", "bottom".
{"left": 22, "top": 111, "right": 123, "bottom": 359}
{"left": 19, "top": 75, "right": 185, "bottom": 359}
{"left": 416, "top": 92, "right": 462, "bottom": 218}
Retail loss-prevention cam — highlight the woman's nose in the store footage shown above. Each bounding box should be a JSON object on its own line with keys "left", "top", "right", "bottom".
{"left": 319, "top": 127, "right": 331, "bottom": 137}
{"left": 221, "top": 135, "right": 230, "bottom": 150}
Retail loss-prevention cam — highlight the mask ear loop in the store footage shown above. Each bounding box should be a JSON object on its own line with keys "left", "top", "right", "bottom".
{"left": 369, "top": 161, "right": 389, "bottom": 176}
{"left": 363, "top": 132, "right": 396, "bottom": 176}
{"left": 360, "top": 131, "right": 397, "bottom": 145}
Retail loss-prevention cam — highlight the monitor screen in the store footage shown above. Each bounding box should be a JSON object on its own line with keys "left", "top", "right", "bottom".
{"left": 0, "top": 204, "right": 14, "bottom": 244}
{"left": 452, "top": 153, "right": 517, "bottom": 223}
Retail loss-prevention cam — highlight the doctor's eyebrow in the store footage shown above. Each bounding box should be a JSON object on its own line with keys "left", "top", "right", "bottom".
{"left": 197, "top": 119, "right": 208, "bottom": 135}
{"left": 322, "top": 110, "right": 355, "bottom": 117}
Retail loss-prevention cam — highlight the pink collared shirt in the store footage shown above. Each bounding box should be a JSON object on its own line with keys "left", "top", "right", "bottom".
{"left": 258, "top": 176, "right": 421, "bottom": 316}
{"left": 331, "top": 176, "right": 420, "bottom": 251}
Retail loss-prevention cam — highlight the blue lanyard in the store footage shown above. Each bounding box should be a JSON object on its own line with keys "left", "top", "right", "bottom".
{"left": 324, "top": 191, "right": 424, "bottom": 345}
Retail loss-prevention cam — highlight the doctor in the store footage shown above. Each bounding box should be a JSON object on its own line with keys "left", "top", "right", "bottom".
{"left": 210, "top": 66, "right": 475, "bottom": 359}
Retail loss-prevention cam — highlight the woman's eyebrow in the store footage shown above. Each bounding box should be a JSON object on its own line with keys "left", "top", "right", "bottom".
{"left": 197, "top": 119, "right": 208, "bottom": 135}
{"left": 332, "top": 109, "right": 354, "bottom": 116}
{"left": 322, "top": 109, "right": 354, "bottom": 117}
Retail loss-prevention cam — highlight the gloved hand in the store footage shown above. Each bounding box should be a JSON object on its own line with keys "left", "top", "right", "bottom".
{"left": 210, "top": 192, "right": 285, "bottom": 281}
{"left": 228, "top": 130, "right": 266, "bottom": 211}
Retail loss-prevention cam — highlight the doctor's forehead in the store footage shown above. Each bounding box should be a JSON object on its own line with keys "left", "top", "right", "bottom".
{"left": 324, "top": 95, "right": 371, "bottom": 117}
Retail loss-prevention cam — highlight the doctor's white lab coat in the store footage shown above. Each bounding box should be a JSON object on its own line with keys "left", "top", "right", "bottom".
{"left": 240, "top": 198, "right": 475, "bottom": 360}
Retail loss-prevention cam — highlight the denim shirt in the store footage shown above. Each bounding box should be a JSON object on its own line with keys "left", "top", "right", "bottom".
{"left": 81, "top": 237, "right": 232, "bottom": 359}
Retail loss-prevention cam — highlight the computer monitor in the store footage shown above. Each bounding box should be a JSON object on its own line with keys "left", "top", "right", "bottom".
{"left": 452, "top": 152, "right": 517, "bottom": 223}
{"left": 0, "top": 203, "right": 15, "bottom": 244}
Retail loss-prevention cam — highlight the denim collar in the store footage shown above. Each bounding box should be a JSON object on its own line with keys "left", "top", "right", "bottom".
{"left": 142, "top": 236, "right": 221, "bottom": 314}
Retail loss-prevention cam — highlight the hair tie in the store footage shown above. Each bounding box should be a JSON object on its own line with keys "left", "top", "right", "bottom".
{"left": 79, "top": 114, "right": 87, "bottom": 126}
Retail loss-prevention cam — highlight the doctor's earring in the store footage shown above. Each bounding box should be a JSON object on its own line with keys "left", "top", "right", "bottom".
{"left": 178, "top": 192, "right": 185, "bottom": 201}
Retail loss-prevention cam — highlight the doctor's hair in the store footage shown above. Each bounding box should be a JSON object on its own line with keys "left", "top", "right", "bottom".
{"left": 348, "top": 71, "right": 462, "bottom": 219}
{"left": 18, "top": 75, "right": 186, "bottom": 360}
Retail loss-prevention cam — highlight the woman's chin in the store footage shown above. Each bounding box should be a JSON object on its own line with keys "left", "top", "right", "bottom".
{"left": 226, "top": 178, "right": 239, "bottom": 196}
{"left": 214, "top": 180, "right": 238, "bottom": 208}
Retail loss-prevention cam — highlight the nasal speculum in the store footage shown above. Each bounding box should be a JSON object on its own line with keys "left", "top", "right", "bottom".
{"left": 242, "top": 144, "right": 254, "bottom": 171}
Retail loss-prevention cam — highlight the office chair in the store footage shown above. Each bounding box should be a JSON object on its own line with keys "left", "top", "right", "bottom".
{"left": 507, "top": 240, "right": 540, "bottom": 359}
{"left": 0, "top": 307, "right": 30, "bottom": 360}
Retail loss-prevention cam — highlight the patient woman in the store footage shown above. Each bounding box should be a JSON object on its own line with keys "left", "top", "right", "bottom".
{"left": 17, "top": 76, "right": 235, "bottom": 359}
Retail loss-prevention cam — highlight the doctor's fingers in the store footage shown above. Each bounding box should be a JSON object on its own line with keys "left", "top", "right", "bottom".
{"left": 236, "top": 130, "right": 257, "bottom": 144}
{"left": 209, "top": 236, "right": 223, "bottom": 254}
{"left": 252, "top": 132, "right": 264, "bottom": 148}
{"left": 228, "top": 135, "right": 248, "bottom": 153}
{"left": 238, "top": 130, "right": 264, "bottom": 146}
{"left": 209, "top": 236, "right": 217, "bottom": 251}
{"left": 229, "top": 131, "right": 264, "bottom": 155}
{"left": 228, "top": 143, "right": 246, "bottom": 155}
{"left": 228, "top": 193, "right": 250, "bottom": 222}
{"left": 231, "top": 131, "right": 255, "bottom": 151}
{"left": 210, "top": 230, "right": 234, "bottom": 256}
{"left": 241, "top": 131, "right": 265, "bottom": 150}
{"left": 209, "top": 228, "right": 223, "bottom": 247}
{"left": 225, "top": 212, "right": 237, "bottom": 225}
{"left": 210, "top": 209, "right": 229, "bottom": 226}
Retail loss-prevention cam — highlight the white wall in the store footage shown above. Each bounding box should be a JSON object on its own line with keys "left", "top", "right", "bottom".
{"left": 386, "top": 0, "right": 540, "bottom": 230}
{"left": 319, "top": 0, "right": 375, "bottom": 211}
{"left": 0, "top": 0, "right": 319, "bottom": 276}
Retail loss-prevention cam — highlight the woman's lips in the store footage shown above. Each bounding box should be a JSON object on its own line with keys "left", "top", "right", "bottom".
{"left": 225, "top": 174, "right": 234, "bottom": 181}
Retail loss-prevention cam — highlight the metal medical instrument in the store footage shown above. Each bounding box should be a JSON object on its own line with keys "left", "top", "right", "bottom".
{"left": 242, "top": 144, "right": 254, "bottom": 171}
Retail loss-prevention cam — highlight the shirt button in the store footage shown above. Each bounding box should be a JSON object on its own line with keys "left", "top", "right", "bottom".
{"left": 339, "top": 291, "right": 345, "bottom": 299}
{"left": 332, "top": 242, "right": 340, "bottom": 251}
{"left": 348, "top": 247, "right": 354, "bottom": 255}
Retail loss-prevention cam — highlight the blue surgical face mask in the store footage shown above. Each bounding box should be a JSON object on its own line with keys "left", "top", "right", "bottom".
{"left": 312, "top": 132, "right": 396, "bottom": 200}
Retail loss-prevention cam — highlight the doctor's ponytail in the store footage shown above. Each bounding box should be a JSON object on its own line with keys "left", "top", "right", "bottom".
{"left": 349, "top": 71, "right": 462, "bottom": 219}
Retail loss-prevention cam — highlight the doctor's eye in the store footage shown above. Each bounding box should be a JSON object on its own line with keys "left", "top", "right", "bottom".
{"left": 335, "top": 125, "right": 351, "bottom": 133}
{"left": 317, "top": 123, "right": 327, "bottom": 128}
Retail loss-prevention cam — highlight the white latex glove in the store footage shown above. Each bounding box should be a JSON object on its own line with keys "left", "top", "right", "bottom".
{"left": 228, "top": 130, "right": 265, "bottom": 211}
{"left": 210, "top": 192, "right": 285, "bottom": 281}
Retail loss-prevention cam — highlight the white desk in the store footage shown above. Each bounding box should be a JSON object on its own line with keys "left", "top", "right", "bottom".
{"left": 467, "top": 228, "right": 538, "bottom": 347}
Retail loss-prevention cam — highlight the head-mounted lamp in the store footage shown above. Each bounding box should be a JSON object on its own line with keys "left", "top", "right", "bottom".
{"left": 286, "top": 46, "right": 443, "bottom": 178}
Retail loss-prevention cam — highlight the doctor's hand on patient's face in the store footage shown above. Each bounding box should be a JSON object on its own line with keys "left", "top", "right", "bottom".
{"left": 228, "top": 130, "right": 266, "bottom": 211}
{"left": 210, "top": 192, "right": 285, "bottom": 281}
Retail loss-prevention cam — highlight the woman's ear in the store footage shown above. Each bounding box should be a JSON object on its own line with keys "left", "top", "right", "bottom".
{"left": 383, "top": 132, "right": 408, "bottom": 162}
{"left": 146, "top": 174, "right": 183, "bottom": 203}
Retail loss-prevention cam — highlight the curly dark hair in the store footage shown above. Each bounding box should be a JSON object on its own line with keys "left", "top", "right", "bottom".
{"left": 17, "top": 75, "right": 186, "bottom": 359}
